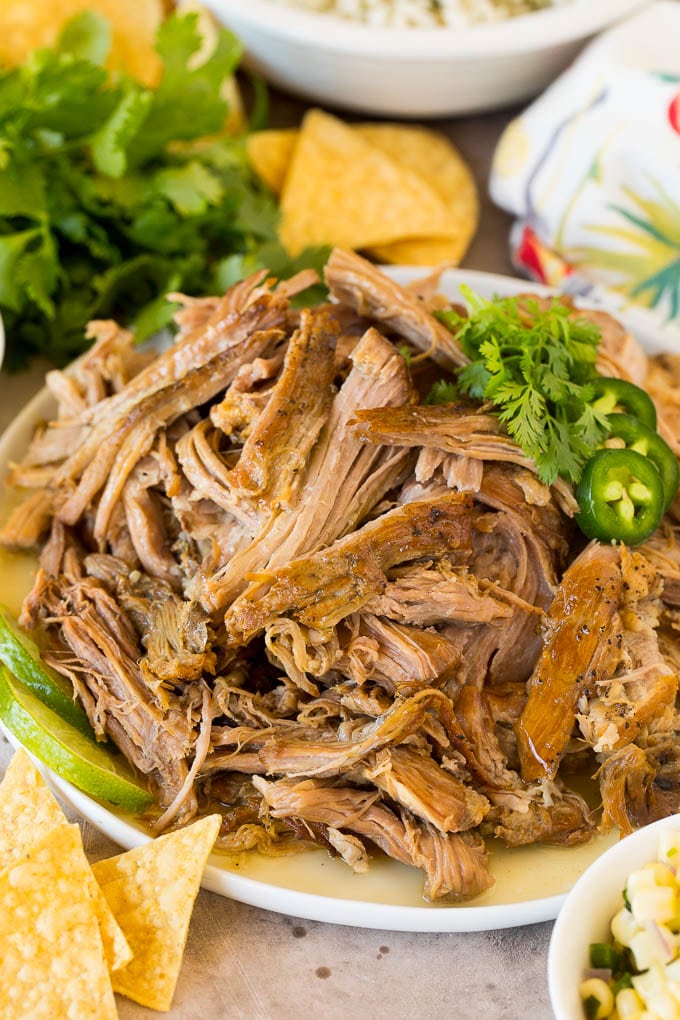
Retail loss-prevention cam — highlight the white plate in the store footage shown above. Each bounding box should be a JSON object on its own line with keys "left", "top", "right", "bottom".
{"left": 0, "top": 267, "right": 675, "bottom": 932}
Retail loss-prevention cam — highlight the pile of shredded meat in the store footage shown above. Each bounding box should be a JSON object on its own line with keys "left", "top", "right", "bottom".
{"left": 4, "top": 248, "right": 680, "bottom": 901}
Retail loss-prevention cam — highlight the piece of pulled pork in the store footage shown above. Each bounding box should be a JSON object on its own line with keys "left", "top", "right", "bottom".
{"left": 3, "top": 248, "right": 680, "bottom": 902}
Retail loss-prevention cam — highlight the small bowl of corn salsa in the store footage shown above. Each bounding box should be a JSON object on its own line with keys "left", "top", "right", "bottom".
{"left": 549, "top": 814, "right": 680, "bottom": 1020}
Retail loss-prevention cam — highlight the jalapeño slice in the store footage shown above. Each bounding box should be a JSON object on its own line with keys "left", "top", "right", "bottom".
{"left": 575, "top": 448, "right": 664, "bottom": 545}
{"left": 591, "top": 377, "right": 657, "bottom": 431}
{"left": 605, "top": 414, "right": 679, "bottom": 512}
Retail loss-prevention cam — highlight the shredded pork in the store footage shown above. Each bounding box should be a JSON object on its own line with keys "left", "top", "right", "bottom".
{"left": 3, "top": 248, "right": 680, "bottom": 902}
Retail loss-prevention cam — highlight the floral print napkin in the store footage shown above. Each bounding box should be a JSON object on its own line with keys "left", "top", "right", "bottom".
{"left": 490, "top": 1, "right": 680, "bottom": 342}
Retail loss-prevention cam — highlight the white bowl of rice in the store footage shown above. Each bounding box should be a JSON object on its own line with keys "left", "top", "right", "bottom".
{"left": 204, "top": 0, "right": 651, "bottom": 116}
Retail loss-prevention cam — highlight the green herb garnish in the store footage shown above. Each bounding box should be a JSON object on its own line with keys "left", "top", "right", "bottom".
{"left": 434, "top": 287, "right": 611, "bottom": 485}
{"left": 589, "top": 942, "right": 620, "bottom": 971}
{"left": 583, "top": 995, "right": 601, "bottom": 1020}
{"left": 0, "top": 10, "right": 325, "bottom": 369}
{"left": 611, "top": 972, "right": 633, "bottom": 995}
{"left": 425, "top": 379, "right": 458, "bottom": 405}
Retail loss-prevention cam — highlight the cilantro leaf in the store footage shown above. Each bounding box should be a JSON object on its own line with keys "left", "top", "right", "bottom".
{"left": 212, "top": 242, "right": 330, "bottom": 306}
{"left": 0, "top": 10, "right": 326, "bottom": 370}
{"left": 425, "top": 379, "right": 459, "bottom": 405}
{"left": 0, "top": 230, "right": 45, "bottom": 311}
{"left": 21, "top": 50, "right": 114, "bottom": 138}
{"left": 91, "top": 89, "right": 154, "bottom": 178}
{"left": 0, "top": 161, "right": 47, "bottom": 218}
{"left": 16, "top": 229, "right": 58, "bottom": 318}
{"left": 438, "top": 290, "right": 609, "bottom": 485}
{"left": 456, "top": 360, "right": 489, "bottom": 399}
{"left": 154, "top": 161, "right": 223, "bottom": 217}
{"left": 57, "top": 11, "right": 112, "bottom": 66}
{"left": 125, "top": 12, "right": 243, "bottom": 166}
{"left": 133, "top": 290, "right": 182, "bottom": 344}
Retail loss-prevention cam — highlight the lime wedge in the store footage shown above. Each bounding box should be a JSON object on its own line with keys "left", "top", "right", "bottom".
{"left": 0, "top": 664, "right": 153, "bottom": 813}
{"left": 0, "top": 604, "right": 92, "bottom": 736}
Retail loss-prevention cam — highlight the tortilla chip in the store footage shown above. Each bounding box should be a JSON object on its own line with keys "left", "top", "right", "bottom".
{"left": 0, "top": 749, "right": 66, "bottom": 867}
{"left": 249, "top": 118, "right": 478, "bottom": 265}
{"left": 89, "top": 870, "right": 135, "bottom": 973}
{"left": 368, "top": 235, "right": 465, "bottom": 266}
{"left": 0, "top": 823, "right": 117, "bottom": 1020}
{"left": 247, "top": 128, "right": 297, "bottom": 194}
{"left": 279, "top": 109, "right": 457, "bottom": 256}
{"left": 92, "top": 814, "right": 221, "bottom": 1011}
{"left": 0, "top": 749, "right": 132, "bottom": 972}
{"left": 0, "top": 0, "right": 163, "bottom": 85}
{"left": 359, "top": 124, "right": 478, "bottom": 266}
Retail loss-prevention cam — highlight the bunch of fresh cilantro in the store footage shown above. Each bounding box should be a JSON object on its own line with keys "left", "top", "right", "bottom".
{"left": 0, "top": 10, "right": 325, "bottom": 370}
{"left": 433, "top": 287, "right": 611, "bottom": 486}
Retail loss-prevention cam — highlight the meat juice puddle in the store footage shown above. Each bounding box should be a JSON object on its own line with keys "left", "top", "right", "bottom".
{"left": 223, "top": 831, "right": 619, "bottom": 907}
{"left": 0, "top": 487, "right": 42, "bottom": 616}
{"left": 0, "top": 496, "right": 618, "bottom": 909}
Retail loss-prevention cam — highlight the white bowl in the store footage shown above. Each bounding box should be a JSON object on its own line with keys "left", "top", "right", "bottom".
{"left": 204, "top": 0, "right": 652, "bottom": 117}
{"left": 549, "top": 814, "right": 680, "bottom": 1020}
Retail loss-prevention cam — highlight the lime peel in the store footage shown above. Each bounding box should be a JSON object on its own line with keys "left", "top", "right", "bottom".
{"left": 0, "top": 604, "right": 93, "bottom": 736}
{"left": 0, "top": 664, "right": 152, "bottom": 813}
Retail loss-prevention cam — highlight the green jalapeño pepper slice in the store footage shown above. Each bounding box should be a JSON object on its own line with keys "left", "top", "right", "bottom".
{"left": 575, "top": 448, "right": 665, "bottom": 545}
{"left": 591, "top": 377, "right": 657, "bottom": 431}
{"left": 605, "top": 413, "right": 679, "bottom": 511}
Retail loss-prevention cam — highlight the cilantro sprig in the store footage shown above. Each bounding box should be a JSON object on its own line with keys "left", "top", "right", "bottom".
{"left": 434, "top": 286, "right": 611, "bottom": 486}
{"left": 425, "top": 379, "right": 458, "bottom": 405}
{"left": 0, "top": 11, "right": 326, "bottom": 369}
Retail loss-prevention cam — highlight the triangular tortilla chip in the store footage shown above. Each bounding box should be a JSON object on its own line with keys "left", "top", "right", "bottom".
{"left": 0, "top": 749, "right": 132, "bottom": 972}
{"left": 0, "top": 823, "right": 117, "bottom": 1020}
{"left": 89, "top": 869, "right": 135, "bottom": 973}
{"left": 0, "top": 749, "right": 66, "bottom": 867}
{"left": 92, "top": 814, "right": 221, "bottom": 1012}
{"left": 360, "top": 124, "right": 478, "bottom": 266}
{"left": 279, "top": 109, "right": 457, "bottom": 255}
{"left": 247, "top": 128, "right": 297, "bottom": 194}
{"left": 0, "top": 0, "right": 163, "bottom": 85}
{"left": 368, "top": 236, "right": 465, "bottom": 266}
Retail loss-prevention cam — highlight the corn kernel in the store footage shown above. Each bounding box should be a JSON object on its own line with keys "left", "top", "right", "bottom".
{"left": 635, "top": 966, "right": 669, "bottom": 1001}
{"left": 613, "top": 907, "right": 641, "bottom": 946}
{"left": 629, "top": 870, "right": 660, "bottom": 897}
{"left": 632, "top": 887, "right": 678, "bottom": 926}
{"left": 667, "top": 979, "right": 680, "bottom": 1006}
{"left": 652, "top": 924, "right": 678, "bottom": 965}
{"left": 632, "top": 930, "right": 669, "bottom": 971}
{"left": 641, "top": 992, "right": 680, "bottom": 1020}
{"left": 580, "top": 978, "right": 615, "bottom": 1019}
{"left": 666, "top": 962, "right": 680, "bottom": 983}
{"left": 643, "top": 863, "right": 679, "bottom": 890}
{"left": 617, "top": 989, "right": 645, "bottom": 1018}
